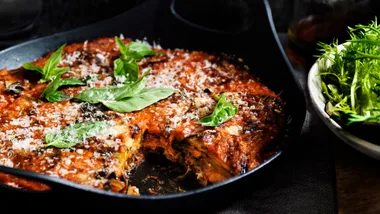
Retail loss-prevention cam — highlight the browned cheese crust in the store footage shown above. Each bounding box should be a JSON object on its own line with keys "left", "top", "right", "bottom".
{"left": 0, "top": 37, "right": 284, "bottom": 194}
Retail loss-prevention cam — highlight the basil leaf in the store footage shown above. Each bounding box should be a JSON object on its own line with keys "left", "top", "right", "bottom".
{"left": 118, "top": 70, "right": 149, "bottom": 99}
{"left": 22, "top": 62, "right": 43, "bottom": 74}
{"left": 122, "top": 59, "right": 139, "bottom": 83}
{"left": 126, "top": 42, "right": 156, "bottom": 60}
{"left": 59, "top": 78, "right": 84, "bottom": 86}
{"left": 101, "top": 87, "right": 174, "bottom": 112}
{"left": 23, "top": 44, "right": 68, "bottom": 83}
{"left": 75, "top": 71, "right": 171, "bottom": 113}
{"left": 114, "top": 37, "right": 155, "bottom": 84}
{"left": 115, "top": 36, "right": 129, "bottom": 56}
{"left": 75, "top": 84, "right": 131, "bottom": 104}
{"left": 113, "top": 58, "right": 124, "bottom": 77}
{"left": 41, "top": 75, "right": 84, "bottom": 102}
{"left": 75, "top": 71, "right": 149, "bottom": 103}
{"left": 199, "top": 94, "right": 238, "bottom": 127}
{"left": 53, "top": 67, "right": 69, "bottom": 77}
{"left": 45, "top": 121, "right": 107, "bottom": 148}
{"left": 43, "top": 44, "right": 66, "bottom": 79}
{"left": 46, "top": 91, "right": 71, "bottom": 102}
{"left": 114, "top": 58, "right": 139, "bottom": 83}
{"left": 115, "top": 37, "right": 155, "bottom": 59}
{"left": 40, "top": 75, "right": 62, "bottom": 99}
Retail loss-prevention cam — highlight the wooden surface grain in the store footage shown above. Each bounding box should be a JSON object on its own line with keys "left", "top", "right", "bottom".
{"left": 334, "top": 138, "right": 380, "bottom": 214}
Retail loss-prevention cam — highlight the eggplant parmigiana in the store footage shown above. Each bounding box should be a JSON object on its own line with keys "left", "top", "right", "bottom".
{"left": 0, "top": 37, "right": 284, "bottom": 195}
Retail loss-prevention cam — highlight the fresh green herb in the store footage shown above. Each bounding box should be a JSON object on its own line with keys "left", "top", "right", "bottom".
{"left": 41, "top": 75, "right": 84, "bottom": 102}
{"left": 22, "top": 44, "right": 83, "bottom": 102}
{"left": 102, "top": 88, "right": 174, "bottom": 112}
{"left": 45, "top": 121, "right": 107, "bottom": 148}
{"left": 75, "top": 71, "right": 174, "bottom": 112}
{"left": 317, "top": 18, "right": 380, "bottom": 125}
{"left": 114, "top": 37, "right": 155, "bottom": 83}
{"left": 113, "top": 57, "right": 139, "bottom": 84}
{"left": 199, "top": 94, "right": 238, "bottom": 127}
{"left": 74, "top": 84, "right": 130, "bottom": 104}
{"left": 345, "top": 112, "right": 380, "bottom": 125}
{"left": 5, "top": 82, "right": 24, "bottom": 94}
{"left": 75, "top": 71, "right": 149, "bottom": 103}
{"left": 115, "top": 37, "right": 155, "bottom": 60}
{"left": 23, "top": 44, "right": 68, "bottom": 83}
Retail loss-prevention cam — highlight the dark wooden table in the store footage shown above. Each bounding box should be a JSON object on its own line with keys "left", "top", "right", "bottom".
{"left": 279, "top": 33, "right": 380, "bottom": 214}
{"left": 334, "top": 137, "right": 380, "bottom": 214}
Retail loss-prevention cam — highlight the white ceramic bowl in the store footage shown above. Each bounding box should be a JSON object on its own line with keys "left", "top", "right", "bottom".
{"left": 308, "top": 56, "right": 380, "bottom": 159}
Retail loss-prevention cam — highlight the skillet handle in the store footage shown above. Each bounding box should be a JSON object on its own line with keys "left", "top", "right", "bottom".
{"left": 0, "top": 165, "right": 72, "bottom": 193}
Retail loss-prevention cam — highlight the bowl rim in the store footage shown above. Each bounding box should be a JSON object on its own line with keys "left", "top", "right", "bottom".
{"left": 307, "top": 51, "right": 380, "bottom": 159}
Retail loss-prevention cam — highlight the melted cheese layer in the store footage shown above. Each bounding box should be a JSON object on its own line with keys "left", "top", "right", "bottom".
{"left": 0, "top": 37, "right": 284, "bottom": 194}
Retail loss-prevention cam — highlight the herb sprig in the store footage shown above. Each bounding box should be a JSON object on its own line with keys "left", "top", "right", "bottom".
{"left": 45, "top": 121, "right": 107, "bottom": 148}
{"left": 22, "top": 44, "right": 84, "bottom": 101}
{"left": 23, "top": 44, "right": 68, "bottom": 83}
{"left": 114, "top": 37, "right": 156, "bottom": 84}
{"left": 41, "top": 75, "right": 84, "bottom": 102}
{"left": 75, "top": 71, "right": 174, "bottom": 112}
{"left": 318, "top": 18, "right": 380, "bottom": 124}
{"left": 199, "top": 94, "right": 238, "bottom": 127}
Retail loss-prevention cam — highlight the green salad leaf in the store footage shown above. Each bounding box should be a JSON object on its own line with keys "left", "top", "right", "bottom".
{"left": 317, "top": 18, "right": 380, "bottom": 125}
{"left": 45, "top": 121, "right": 107, "bottom": 148}
{"left": 199, "top": 94, "right": 238, "bottom": 127}
{"left": 114, "top": 37, "right": 155, "bottom": 83}
{"left": 23, "top": 44, "right": 68, "bottom": 83}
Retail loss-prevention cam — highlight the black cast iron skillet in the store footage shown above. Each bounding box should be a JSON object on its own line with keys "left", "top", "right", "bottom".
{"left": 0, "top": 0, "right": 306, "bottom": 212}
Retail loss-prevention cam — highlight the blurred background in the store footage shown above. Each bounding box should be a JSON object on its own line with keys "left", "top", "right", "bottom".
{"left": 0, "top": 0, "right": 144, "bottom": 48}
{"left": 1, "top": 0, "right": 378, "bottom": 69}
{"left": 0, "top": 0, "right": 291, "bottom": 48}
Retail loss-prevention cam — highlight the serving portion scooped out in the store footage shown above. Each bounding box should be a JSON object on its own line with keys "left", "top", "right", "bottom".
{"left": 0, "top": 37, "right": 285, "bottom": 195}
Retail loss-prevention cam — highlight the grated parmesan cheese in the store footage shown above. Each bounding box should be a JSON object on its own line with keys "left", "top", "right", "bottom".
{"left": 224, "top": 125, "right": 242, "bottom": 136}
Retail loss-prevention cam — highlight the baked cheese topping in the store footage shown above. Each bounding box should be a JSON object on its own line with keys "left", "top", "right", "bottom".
{"left": 0, "top": 37, "right": 284, "bottom": 194}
